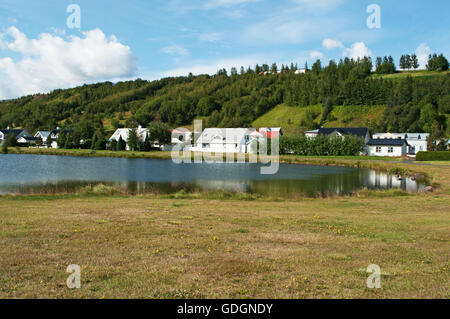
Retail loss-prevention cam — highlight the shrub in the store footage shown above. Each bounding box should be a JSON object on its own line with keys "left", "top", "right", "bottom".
{"left": 416, "top": 151, "right": 450, "bottom": 161}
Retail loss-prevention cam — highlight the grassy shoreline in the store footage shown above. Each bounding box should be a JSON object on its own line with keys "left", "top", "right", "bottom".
{"left": 1, "top": 149, "right": 449, "bottom": 298}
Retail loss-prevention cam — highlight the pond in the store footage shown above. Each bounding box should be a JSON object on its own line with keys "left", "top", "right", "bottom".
{"left": 0, "top": 154, "right": 425, "bottom": 196}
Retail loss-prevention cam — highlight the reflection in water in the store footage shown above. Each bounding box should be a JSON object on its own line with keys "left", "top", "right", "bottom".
{"left": 0, "top": 154, "right": 425, "bottom": 196}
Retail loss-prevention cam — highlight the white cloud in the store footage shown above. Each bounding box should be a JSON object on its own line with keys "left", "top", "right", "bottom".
{"left": 322, "top": 38, "right": 343, "bottom": 49}
{"left": 415, "top": 43, "right": 431, "bottom": 70}
{"left": 204, "top": 0, "right": 262, "bottom": 9}
{"left": 310, "top": 51, "right": 324, "bottom": 60}
{"left": 160, "top": 44, "right": 189, "bottom": 56}
{"left": 198, "top": 32, "right": 223, "bottom": 42}
{"left": 0, "top": 27, "right": 136, "bottom": 100}
{"left": 344, "top": 42, "right": 372, "bottom": 59}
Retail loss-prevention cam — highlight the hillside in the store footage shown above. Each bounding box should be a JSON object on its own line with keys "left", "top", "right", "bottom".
{"left": 0, "top": 61, "right": 449, "bottom": 142}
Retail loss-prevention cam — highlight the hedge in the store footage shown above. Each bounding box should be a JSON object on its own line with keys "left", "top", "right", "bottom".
{"left": 416, "top": 151, "right": 450, "bottom": 161}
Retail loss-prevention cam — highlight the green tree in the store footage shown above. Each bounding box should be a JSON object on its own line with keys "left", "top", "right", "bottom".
{"left": 148, "top": 122, "right": 171, "bottom": 147}
{"left": 412, "top": 54, "right": 419, "bottom": 69}
{"left": 46, "top": 137, "right": 53, "bottom": 149}
{"left": 399, "top": 55, "right": 406, "bottom": 70}
{"left": 405, "top": 54, "right": 412, "bottom": 70}
{"left": 116, "top": 136, "right": 126, "bottom": 151}
{"left": 127, "top": 128, "right": 140, "bottom": 151}
{"left": 1, "top": 139, "right": 9, "bottom": 153}
{"left": 270, "top": 63, "right": 278, "bottom": 73}
{"left": 427, "top": 53, "right": 449, "bottom": 71}
{"left": 197, "top": 97, "right": 218, "bottom": 116}
{"left": 427, "top": 121, "right": 444, "bottom": 151}
{"left": 311, "top": 60, "right": 322, "bottom": 75}
{"left": 109, "top": 139, "right": 118, "bottom": 151}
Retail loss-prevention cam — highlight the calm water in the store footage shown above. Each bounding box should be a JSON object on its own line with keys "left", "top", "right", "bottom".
{"left": 0, "top": 154, "right": 424, "bottom": 196}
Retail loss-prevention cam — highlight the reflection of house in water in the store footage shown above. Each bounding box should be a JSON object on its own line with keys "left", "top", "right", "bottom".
{"left": 365, "top": 170, "right": 423, "bottom": 192}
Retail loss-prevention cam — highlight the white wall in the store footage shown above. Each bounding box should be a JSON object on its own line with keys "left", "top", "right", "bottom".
{"left": 407, "top": 140, "right": 427, "bottom": 154}
{"left": 197, "top": 143, "right": 248, "bottom": 153}
{"left": 367, "top": 145, "right": 407, "bottom": 157}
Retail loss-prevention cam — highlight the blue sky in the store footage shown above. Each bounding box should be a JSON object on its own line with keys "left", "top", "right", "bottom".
{"left": 0, "top": 0, "right": 449, "bottom": 99}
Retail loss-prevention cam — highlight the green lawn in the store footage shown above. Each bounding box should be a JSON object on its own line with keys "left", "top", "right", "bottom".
{"left": 370, "top": 70, "right": 450, "bottom": 80}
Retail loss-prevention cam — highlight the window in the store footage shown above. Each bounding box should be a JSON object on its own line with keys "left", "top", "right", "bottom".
{"left": 388, "top": 147, "right": 394, "bottom": 153}
{"left": 376, "top": 147, "right": 381, "bottom": 153}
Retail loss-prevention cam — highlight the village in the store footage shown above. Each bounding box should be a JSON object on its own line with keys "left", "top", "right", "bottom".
{"left": 0, "top": 125, "right": 435, "bottom": 158}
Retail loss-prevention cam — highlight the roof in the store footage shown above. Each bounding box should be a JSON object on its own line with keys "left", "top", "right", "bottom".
{"left": 0, "top": 129, "right": 27, "bottom": 136}
{"left": 367, "top": 139, "right": 408, "bottom": 146}
{"left": 35, "top": 131, "right": 51, "bottom": 139}
{"left": 17, "top": 136, "right": 37, "bottom": 142}
{"left": 109, "top": 127, "right": 148, "bottom": 142}
{"left": 318, "top": 127, "right": 369, "bottom": 139}
{"left": 373, "top": 133, "right": 430, "bottom": 140}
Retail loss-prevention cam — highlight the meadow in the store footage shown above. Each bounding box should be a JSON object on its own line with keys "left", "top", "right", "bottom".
{"left": 0, "top": 157, "right": 449, "bottom": 299}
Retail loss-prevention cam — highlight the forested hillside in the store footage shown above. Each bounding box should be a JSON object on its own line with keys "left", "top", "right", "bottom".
{"left": 0, "top": 58, "right": 449, "bottom": 142}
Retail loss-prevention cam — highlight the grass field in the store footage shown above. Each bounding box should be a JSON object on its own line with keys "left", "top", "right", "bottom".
{"left": 251, "top": 104, "right": 387, "bottom": 135}
{"left": 0, "top": 157, "right": 449, "bottom": 299}
{"left": 370, "top": 70, "right": 450, "bottom": 80}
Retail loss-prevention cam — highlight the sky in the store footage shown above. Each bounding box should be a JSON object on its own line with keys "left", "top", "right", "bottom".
{"left": 0, "top": 0, "right": 449, "bottom": 100}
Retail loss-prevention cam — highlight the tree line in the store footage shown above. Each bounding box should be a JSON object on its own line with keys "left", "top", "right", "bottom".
{"left": 0, "top": 53, "right": 449, "bottom": 146}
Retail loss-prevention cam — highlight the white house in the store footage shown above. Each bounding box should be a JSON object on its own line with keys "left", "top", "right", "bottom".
{"left": 34, "top": 131, "right": 51, "bottom": 143}
{"left": 295, "top": 68, "right": 307, "bottom": 74}
{"left": 108, "top": 126, "right": 148, "bottom": 151}
{"left": 373, "top": 133, "right": 429, "bottom": 155}
{"left": 162, "top": 129, "right": 193, "bottom": 151}
{"left": 304, "top": 129, "right": 319, "bottom": 138}
{"left": 367, "top": 139, "right": 409, "bottom": 157}
{"left": 193, "top": 128, "right": 253, "bottom": 153}
{"left": 0, "top": 128, "right": 31, "bottom": 145}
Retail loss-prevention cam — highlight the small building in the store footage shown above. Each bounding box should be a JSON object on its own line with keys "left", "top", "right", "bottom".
{"left": 0, "top": 128, "right": 31, "bottom": 145}
{"left": 161, "top": 129, "right": 193, "bottom": 151}
{"left": 295, "top": 69, "right": 307, "bottom": 74}
{"left": 318, "top": 127, "right": 371, "bottom": 144}
{"left": 304, "top": 129, "right": 319, "bottom": 138}
{"left": 108, "top": 126, "right": 148, "bottom": 151}
{"left": 17, "top": 136, "right": 37, "bottom": 146}
{"left": 259, "top": 127, "right": 283, "bottom": 139}
{"left": 367, "top": 139, "right": 409, "bottom": 157}
{"left": 373, "top": 133, "right": 429, "bottom": 155}
{"left": 34, "top": 131, "right": 51, "bottom": 143}
{"left": 193, "top": 128, "right": 252, "bottom": 153}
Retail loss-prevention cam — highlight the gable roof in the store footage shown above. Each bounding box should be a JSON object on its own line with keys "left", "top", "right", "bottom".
{"left": 109, "top": 127, "right": 148, "bottom": 142}
{"left": 318, "top": 127, "right": 369, "bottom": 139}
{"left": 34, "top": 131, "right": 51, "bottom": 139}
{"left": 367, "top": 139, "right": 408, "bottom": 146}
{"left": 0, "top": 129, "right": 26, "bottom": 135}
